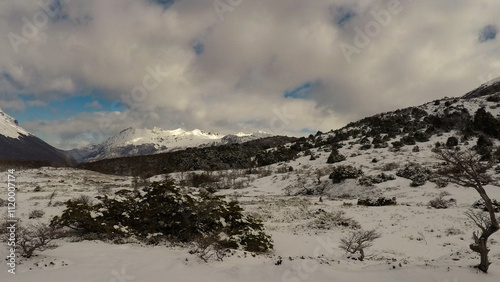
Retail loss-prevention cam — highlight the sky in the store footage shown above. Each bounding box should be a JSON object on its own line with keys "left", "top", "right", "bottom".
{"left": 0, "top": 0, "right": 500, "bottom": 150}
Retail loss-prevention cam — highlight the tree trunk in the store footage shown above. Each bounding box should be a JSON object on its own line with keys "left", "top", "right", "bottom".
{"left": 359, "top": 249, "right": 365, "bottom": 261}
{"left": 471, "top": 235, "right": 491, "bottom": 273}
{"left": 472, "top": 184, "right": 499, "bottom": 273}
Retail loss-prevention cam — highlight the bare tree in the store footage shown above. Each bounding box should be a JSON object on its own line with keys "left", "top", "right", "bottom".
{"left": 315, "top": 168, "right": 325, "bottom": 184}
{"left": 435, "top": 149, "right": 499, "bottom": 273}
{"left": 190, "top": 231, "right": 227, "bottom": 262}
{"left": 339, "top": 229, "right": 381, "bottom": 261}
{"left": 16, "top": 223, "right": 61, "bottom": 258}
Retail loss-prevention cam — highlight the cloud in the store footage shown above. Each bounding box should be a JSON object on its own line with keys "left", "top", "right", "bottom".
{"left": 1, "top": 0, "right": 500, "bottom": 149}
{"left": 26, "top": 99, "right": 48, "bottom": 108}
{"left": 0, "top": 98, "right": 25, "bottom": 112}
{"left": 84, "top": 100, "right": 102, "bottom": 109}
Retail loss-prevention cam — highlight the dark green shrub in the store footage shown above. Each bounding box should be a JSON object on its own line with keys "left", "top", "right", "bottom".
{"left": 326, "top": 147, "right": 346, "bottom": 164}
{"left": 487, "top": 94, "right": 500, "bottom": 103}
{"left": 329, "top": 165, "right": 363, "bottom": 183}
{"left": 401, "top": 135, "right": 416, "bottom": 145}
{"left": 396, "top": 163, "right": 431, "bottom": 187}
{"left": 359, "top": 137, "right": 371, "bottom": 145}
{"left": 374, "top": 142, "right": 388, "bottom": 149}
{"left": 428, "top": 193, "right": 449, "bottom": 209}
{"left": 357, "top": 197, "right": 397, "bottom": 206}
{"left": 359, "top": 144, "right": 372, "bottom": 150}
{"left": 309, "top": 211, "right": 360, "bottom": 229}
{"left": 473, "top": 108, "right": 500, "bottom": 138}
{"left": 358, "top": 173, "right": 395, "bottom": 186}
{"left": 372, "top": 135, "right": 383, "bottom": 144}
{"left": 51, "top": 180, "right": 273, "bottom": 253}
{"left": 446, "top": 136, "right": 459, "bottom": 147}
{"left": 476, "top": 135, "right": 494, "bottom": 160}
{"left": 254, "top": 145, "right": 299, "bottom": 166}
{"left": 410, "top": 173, "right": 427, "bottom": 187}
{"left": 414, "top": 131, "right": 429, "bottom": 142}
{"left": 391, "top": 141, "right": 404, "bottom": 150}
{"left": 411, "top": 107, "right": 428, "bottom": 120}
{"left": 187, "top": 173, "right": 217, "bottom": 188}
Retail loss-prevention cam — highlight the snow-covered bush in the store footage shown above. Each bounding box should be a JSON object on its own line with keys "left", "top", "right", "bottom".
{"left": 396, "top": 163, "right": 431, "bottom": 187}
{"left": 410, "top": 173, "right": 427, "bottom": 187}
{"left": 326, "top": 147, "right": 346, "bottom": 164}
{"left": 414, "top": 131, "right": 429, "bottom": 142}
{"left": 339, "top": 229, "right": 381, "bottom": 261}
{"left": 430, "top": 178, "right": 449, "bottom": 188}
{"left": 445, "top": 227, "right": 464, "bottom": 236}
{"left": 0, "top": 223, "right": 61, "bottom": 258}
{"left": 401, "top": 135, "right": 416, "bottom": 145}
{"left": 358, "top": 173, "right": 395, "bottom": 186}
{"left": 51, "top": 180, "right": 273, "bottom": 253}
{"left": 359, "top": 144, "right": 372, "bottom": 150}
{"left": 446, "top": 136, "right": 459, "bottom": 147}
{"left": 309, "top": 211, "right": 360, "bottom": 230}
{"left": 381, "top": 162, "right": 399, "bottom": 171}
{"left": 357, "top": 197, "right": 397, "bottom": 206}
{"left": 190, "top": 232, "right": 228, "bottom": 262}
{"left": 329, "top": 165, "right": 363, "bottom": 184}
{"left": 28, "top": 209, "right": 45, "bottom": 219}
{"left": 391, "top": 141, "right": 404, "bottom": 151}
{"left": 428, "top": 192, "right": 450, "bottom": 209}
{"left": 472, "top": 199, "right": 500, "bottom": 213}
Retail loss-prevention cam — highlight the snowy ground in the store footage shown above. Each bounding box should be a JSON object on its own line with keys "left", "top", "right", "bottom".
{"left": 1, "top": 135, "right": 500, "bottom": 281}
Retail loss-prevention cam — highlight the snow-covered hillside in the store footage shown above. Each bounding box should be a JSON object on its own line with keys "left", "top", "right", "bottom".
{"left": 0, "top": 108, "right": 74, "bottom": 164}
{"left": 0, "top": 108, "right": 30, "bottom": 139}
{"left": 1, "top": 130, "right": 500, "bottom": 281}
{"left": 2, "top": 80, "right": 500, "bottom": 281}
{"left": 68, "top": 127, "right": 271, "bottom": 163}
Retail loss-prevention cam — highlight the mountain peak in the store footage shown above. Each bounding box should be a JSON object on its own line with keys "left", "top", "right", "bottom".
{"left": 482, "top": 76, "right": 500, "bottom": 88}
{"left": 68, "top": 126, "right": 273, "bottom": 162}
{"left": 168, "top": 128, "right": 186, "bottom": 135}
{"left": 0, "top": 108, "right": 30, "bottom": 139}
{"left": 0, "top": 108, "right": 75, "bottom": 165}
{"left": 462, "top": 77, "right": 500, "bottom": 99}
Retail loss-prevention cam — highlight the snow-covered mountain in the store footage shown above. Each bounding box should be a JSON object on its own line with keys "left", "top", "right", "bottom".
{"left": 8, "top": 79, "right": 500, "bottom": 282}
{"left": 462, "top": 76, "right": 500, "bottom": 99}
{"left": 68, "top": 127, "right": 271, "bottom": 163}
{"left": 0, "top": 108, "right": 75, "bottom": 165}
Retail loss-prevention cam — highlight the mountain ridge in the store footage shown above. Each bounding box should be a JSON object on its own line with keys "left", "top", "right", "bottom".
{"left": 78, "top": 78, "right": 500, "bottom": 176}
{"left": 0, "top": 108, "right": 75, "bottom": 165}
{"left": 462, "top": 78, "right": 500, "bottom": 99}
{"left": 68, "top": 126, "right": 272, "bottom": 163}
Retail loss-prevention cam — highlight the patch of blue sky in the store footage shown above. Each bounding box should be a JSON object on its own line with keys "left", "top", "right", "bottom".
{"left": 479, "top": 24, "right": 497, "bottom": 43}
{"left": 16, "top": 93, "right": 125, "bottom": 122}
{"left": 334, "top": 6, "right": 356, "bottom": 27}
{"left": 44, "top": 0, "right": 69, "bottom": 22}
{"left": 192, "top": 41, "right": 205, "bottom": 55}
{"left": 152, "top": 0, "right": 175, "bottom": 10}
{"left": 284, "top": 81, "right": 318, "bottom": 99}
{"left": 300, "top": 128, "right": 316, "bottom": 135}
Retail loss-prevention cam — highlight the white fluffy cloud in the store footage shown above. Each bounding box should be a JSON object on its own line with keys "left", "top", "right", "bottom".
{"left": 1, "top": 0, "right": 500, "bottom": 149}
